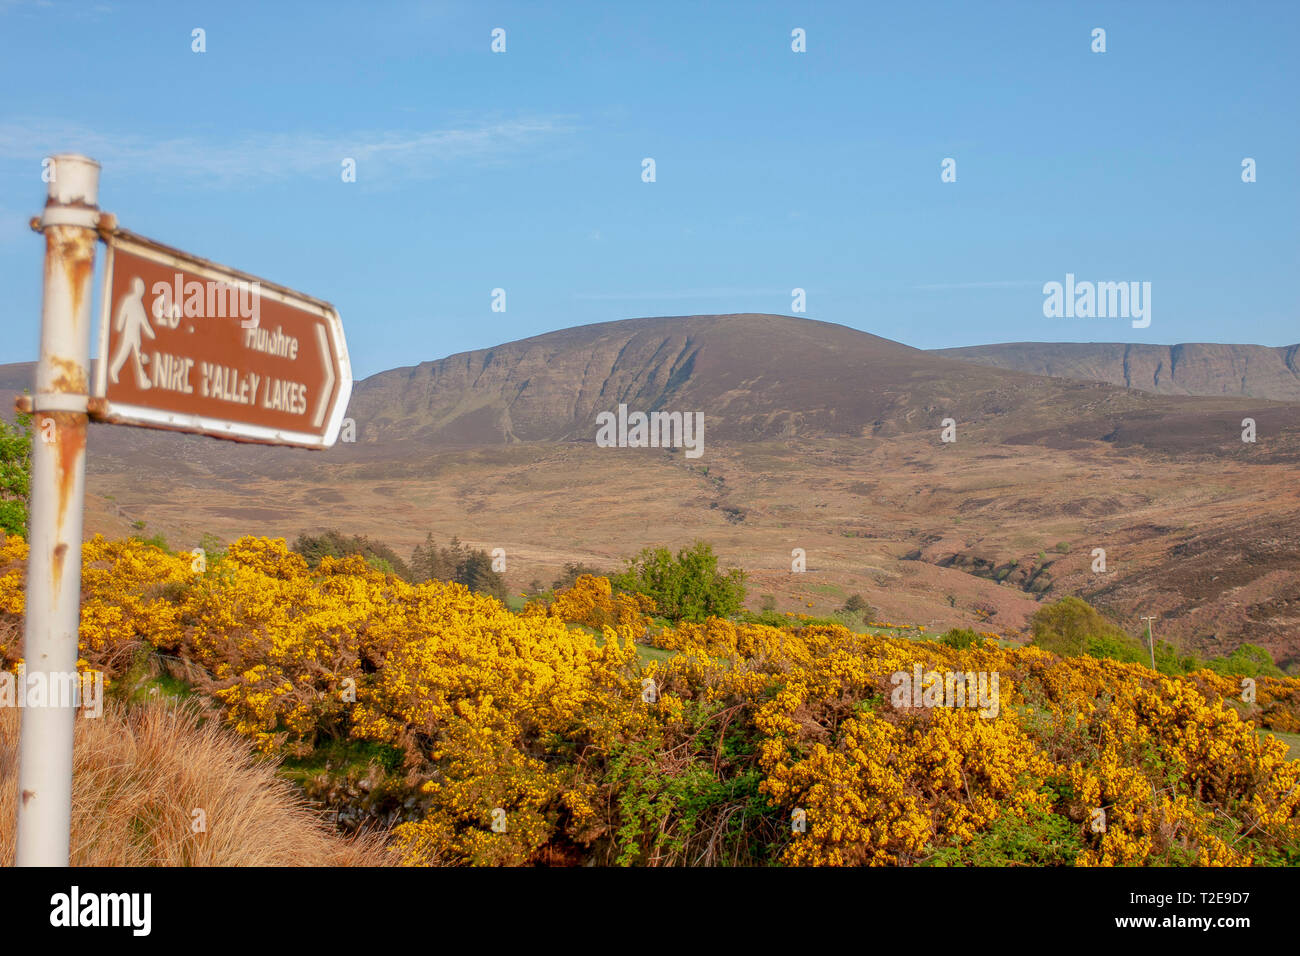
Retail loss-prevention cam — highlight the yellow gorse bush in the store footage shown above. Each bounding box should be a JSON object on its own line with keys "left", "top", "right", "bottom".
{"left": 0, "top": 533, "right": 1296, "bottom": 867}
{"left": 534, "top": 573, "right": 654, "bottom": 632}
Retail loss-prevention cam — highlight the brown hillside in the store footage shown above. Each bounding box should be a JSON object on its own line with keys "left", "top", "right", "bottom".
{"left": 337, "top": 315, "right": 1300, "bottom": 458}
{"left": 5, "top": 316, "right": 1297, "bottom": 461}
{"left": 1, "top": 314, "right": 1298, "bottom": 668}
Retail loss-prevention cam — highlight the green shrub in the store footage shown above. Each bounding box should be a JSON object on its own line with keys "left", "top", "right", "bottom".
{"left": 1030, "top": 596, "right": 1146, "bottom": 664}
{"left": 737, "top": 609, "right": 785, "bottom": 628}
{"left": 1204, "top": 643, "right": 1285, "bottom": 679}
{"left": 197, "top": 532, "right": 227, "bottom": 565}
{"left": 839, "top": 593, "right": 874, "bottom": 620}
{"left": 611, "top": 542, "right": 746, "bottom": 623}
{"left": 295, "top": 530, "right": 412, "bottom": 581}
{"left": 135, "top": 532, "right": 170, "bottom": 552}
{"left": 0, "top": 407, "right": 32, "bottom": 538}
{"left": 923, "top": 785, "right": 1084, "bottom": 866}
{"left": 1145, "top": 640, "right": 1282, "bottom": 679}
{"left": 939, "top": 628, "right": 984, "bottom": 650}
{"left": 1153, "top": 640, "right": 1200, "bottom": 676}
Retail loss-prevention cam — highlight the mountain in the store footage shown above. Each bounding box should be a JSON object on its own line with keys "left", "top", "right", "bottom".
{"left": 1, "top": 314, "right": 1298, "bottom": 669}
{"left": 350, "top": 312, "right": 1014, "bottom": 444}
{"left": 5, "top": 317, "right": 1295, "bottom": 457}
{"left": 932, "top": 342, "right": 1300, "bottom": 402}
{"left": 344, "top": 315, "right": 1297, "bottom": 458}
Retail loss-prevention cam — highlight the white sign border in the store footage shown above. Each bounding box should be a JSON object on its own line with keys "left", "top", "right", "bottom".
{"left": 93, "top": 232, "right": 353, "bottom": 450}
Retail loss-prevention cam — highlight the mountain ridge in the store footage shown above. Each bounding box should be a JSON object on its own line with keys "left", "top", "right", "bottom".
{"left": 4, "top": 315, "right": 1297, "bottom": 462}
{"left": 1, "top": 314, "right": 1298, "bottom": 666}
{"left": 933, "top": 341, "right": 1300, "bottom": 402}
{"left": 339, "top": 315, "right": 1298, "bottom": 454}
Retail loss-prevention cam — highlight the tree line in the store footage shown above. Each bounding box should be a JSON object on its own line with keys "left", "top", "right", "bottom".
{"left": 292, "top": 530, "right": 507, "bottom": 602}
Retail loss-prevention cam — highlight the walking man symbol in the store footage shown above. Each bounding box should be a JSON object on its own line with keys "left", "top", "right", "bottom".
{"left": 108, "top": 276, "right": 154, "bottom": 389}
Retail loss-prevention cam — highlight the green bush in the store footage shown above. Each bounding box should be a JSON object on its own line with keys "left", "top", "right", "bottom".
{"left": 924, "top": 804, "right": 1084, "bottom": 866}
{"left": 135, "top": 532, "right": 170, "bottom": 552}
{"left": 1030, "top": 596, "right": 1146, "bottom": 664}
{"left": 611, "top": 541, "right": 746, "bottom": 623}
{"left": 839, "top": 593, "right": 874, "bottom": 620}
{"left": 1085, "top": 631, "right": 1147, "bottom": 665}
{"left": 603, "top": 698, "right": 781, "bottom": 866}
{"left": 738, "top": 609, "right": 788, "bottom": 628}
{"left": 1144, "top": 639, "right": 1282, "bottom": 679}
{"left": 0, "top": 407, "right": 32, "bottom": 538}
{"left": 197, "top": 532, "right": 227, "bottom": 563}
{"left": 294, "top": 530, "right": 412, "bottom": 581}
{"left": 939, "top": 628, "right": 984, "bottom": 650}
{"left": 1153, "top": 640, "right": 1200, "bottom": 676}
{"left": 1204, "top": 643, "right": 1284, "bottom": 679}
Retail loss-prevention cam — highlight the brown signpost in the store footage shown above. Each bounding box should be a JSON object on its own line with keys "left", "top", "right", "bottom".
{"left": 92, "top": 230, "right": 352, "bottom": 448}
{"left": 17, "top": 155, "right": 352, "bottom": 868}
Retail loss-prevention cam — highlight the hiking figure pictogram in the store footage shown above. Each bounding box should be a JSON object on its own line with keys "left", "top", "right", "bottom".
{"left": 107, "top": 276, "right": 154, "bottom": 389}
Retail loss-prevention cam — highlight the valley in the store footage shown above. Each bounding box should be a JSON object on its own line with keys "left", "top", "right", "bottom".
{"left": 3, "top": 313, "right": 1296, "bottom": 668}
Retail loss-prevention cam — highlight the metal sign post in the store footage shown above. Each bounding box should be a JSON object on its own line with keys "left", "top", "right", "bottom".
{"left": 15, "top": 154, "right": 101, "bottom": 866}
{"left": 14, "top": 155, "right": 351, "bottom": 866}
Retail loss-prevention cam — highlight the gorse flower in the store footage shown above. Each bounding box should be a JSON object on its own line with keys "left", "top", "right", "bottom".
{"left": 0, "top": 533, "right": 1295, "bottom": 867}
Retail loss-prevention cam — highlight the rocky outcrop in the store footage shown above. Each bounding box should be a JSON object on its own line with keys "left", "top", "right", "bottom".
{"left": 934, "top": 342, "right": 1300, "bottom": 402}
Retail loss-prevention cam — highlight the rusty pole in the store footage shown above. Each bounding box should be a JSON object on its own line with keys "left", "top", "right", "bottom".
{"left": 15, "top": 154, "right": 100, "bottom": 866}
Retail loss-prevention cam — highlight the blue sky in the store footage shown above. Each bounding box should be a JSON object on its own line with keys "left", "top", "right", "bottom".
{"left": 1, "top": 0, "right": 1296, "bottom": 379}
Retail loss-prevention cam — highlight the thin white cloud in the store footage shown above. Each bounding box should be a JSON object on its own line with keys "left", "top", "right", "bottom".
{"left": 912, "top": 280, "right": 1040, "bottom": 291}
{"left": 574, "top": 288, "right": 788, "bottom": 301}
{"left": 0, "top": 115, "right": 573, "bottom": 185}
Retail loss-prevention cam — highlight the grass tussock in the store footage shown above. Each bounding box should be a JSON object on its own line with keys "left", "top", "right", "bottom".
{"left": 0, "top": 700, "right": 392, "bottom": 866}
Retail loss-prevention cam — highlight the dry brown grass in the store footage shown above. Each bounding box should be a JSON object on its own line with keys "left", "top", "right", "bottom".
{"left": 0, "top": 699, "right": 393, "bottom": 866}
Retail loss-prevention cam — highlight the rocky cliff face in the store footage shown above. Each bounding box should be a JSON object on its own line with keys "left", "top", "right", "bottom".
{"left": 338, "top": 314, "right": 1179, "bottom": 446}
{"left": 933, "top": 342, "right": 1300, "bottom": 402}
{"left": 4, "top": 317, "right": 1296, "bottom": 459}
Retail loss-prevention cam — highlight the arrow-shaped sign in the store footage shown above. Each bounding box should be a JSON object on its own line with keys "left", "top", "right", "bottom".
{"left": 92, "top": 230, "right": 352, "bottom": 449}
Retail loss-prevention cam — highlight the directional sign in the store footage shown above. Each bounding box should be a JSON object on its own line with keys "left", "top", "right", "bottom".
{"left": 92, "top": 230, "right": 351, "bottom": 448}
